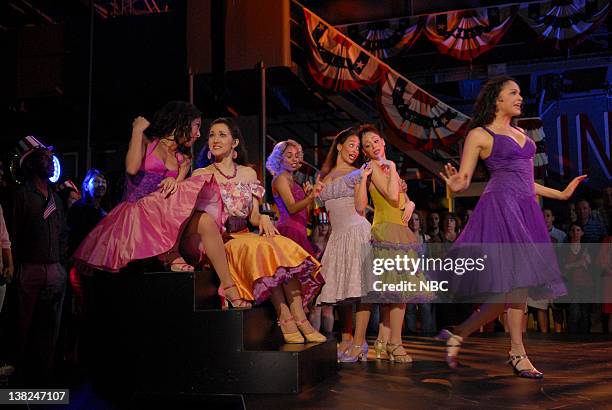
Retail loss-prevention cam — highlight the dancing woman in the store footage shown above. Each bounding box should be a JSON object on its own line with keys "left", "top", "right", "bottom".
{"left": 357, "top": 124, "right": 432, "bottom": 363}
{"left": 186, "top": 118, "right": 326, "bottom": 343}
{"left": 316, "top": 127, "right": 372, "bottom": 362}
{"left": 267, "top": 139, "right": 323, "bottom": 255}
{"left": 437, "top": 76, "right": 585, "bottom": 378}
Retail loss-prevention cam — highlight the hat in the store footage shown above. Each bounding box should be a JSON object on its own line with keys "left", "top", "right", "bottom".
{"left": 317, "top": 210, "right": 329, "bottom": 225}
{"left": 15, "top": 136, "right": 54, "bottom": 166}
{"left": 58, "top": 179, "right": 79, "bottom": 193}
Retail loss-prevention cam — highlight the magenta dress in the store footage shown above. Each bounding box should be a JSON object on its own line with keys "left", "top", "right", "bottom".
{"left": 73, "top": 140, "right": 217, "bottom": 272}
{"left": 436, "top": 126, "right": 567, "bottom": 300}
{"left": 273, "top": 180, "right": 316, "bottom": 255}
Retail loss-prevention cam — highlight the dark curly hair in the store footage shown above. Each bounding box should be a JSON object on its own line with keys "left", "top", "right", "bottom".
{"left": 468, "top": 76, "right": 518, "bottom": 130}
{"left": 146, "top": 101, "right": 202, "bottom": 156}
{"left": 320, "top": 126, "right": 360, "bottom": 178}
{"left": 207, "top": 117, "right": 248, "bottom": 165}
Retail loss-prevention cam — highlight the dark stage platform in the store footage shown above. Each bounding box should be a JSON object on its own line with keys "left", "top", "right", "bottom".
{"left": 246, "top": 333, "right": 612, "bottom": 410}
{"left": 37, "top": 333, "right": 612, "bottom": 410}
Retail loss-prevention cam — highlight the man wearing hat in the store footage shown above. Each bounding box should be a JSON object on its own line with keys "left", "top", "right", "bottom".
{"left": 7, "top": 136, "right": 67, "bottom": 386}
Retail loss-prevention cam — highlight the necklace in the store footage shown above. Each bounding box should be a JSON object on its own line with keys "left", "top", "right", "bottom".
{"left": 213, "top": 162, "right": 238, "bottom": 179}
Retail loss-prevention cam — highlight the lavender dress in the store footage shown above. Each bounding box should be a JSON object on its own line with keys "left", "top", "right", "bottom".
{"left": 437, "top": 126, "right": 567, "bottom": 300}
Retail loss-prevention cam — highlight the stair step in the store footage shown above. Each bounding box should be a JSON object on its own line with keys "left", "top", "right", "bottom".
{"left": 91, "top": 271, "right": 337, "bottom": 394}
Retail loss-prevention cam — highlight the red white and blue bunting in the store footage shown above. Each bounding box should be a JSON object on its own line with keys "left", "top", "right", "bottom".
{"left": 519, "top": 0, "right": 609, "bottom": 49}
{"left": 337, "top": 16, "right": 423, "bottom": 59}
{"left": 378, "top": 71, "right": 470, "bottom": 149}
{"left": 304, "top": 8, "right": 384, "bottom": 91}
{"left": 302, "top": 7, "right": 470, "bottom": 148}
{"left": 424, "top": 6, "right": 517, "bottom": 61}
{"left": 337, "top": 0, "right": 609, "bottom": 60}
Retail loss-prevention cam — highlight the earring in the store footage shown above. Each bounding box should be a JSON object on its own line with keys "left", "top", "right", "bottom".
{"left": 232, "top": 150, "right": 237, "bottom": 160}
{"left": 207, "top": 150, "right": 212, "bottom": 160}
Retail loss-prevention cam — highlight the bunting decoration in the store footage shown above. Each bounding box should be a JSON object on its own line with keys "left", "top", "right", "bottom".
{"left": 339, "top": 16, "right": 423, "bottom": 59}
{"left": 378, "top": 70, "right": 470, "bottom": 149}
{"left": 518, "top": 0, "right": 609, "bottom": 49}
{"left": 301, "top": 6, "right": 470, "bottom": 148}
{"left": 424, "top": 6, "right": 518, "bottom": 61}
{"left": 303, "top": 8, "right": 385, "bottom": 91}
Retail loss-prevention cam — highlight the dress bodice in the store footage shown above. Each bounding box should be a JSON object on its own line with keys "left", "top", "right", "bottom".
{"left": 319, "top": 170, "right": 369, "bottom": 233}
{"left": 194, "top": 178, "right": 265, "bottom": 230}
{"left": 274, "top": 180, "right": 307, "bottom": 228}
{"left": 124, "top": 139, "right": 185, "bottom": 202}
{"left": 369, "top": 181, "right": 406, "bottom": 227}
{"left": 482, "top": 127, "right": 536, "bottom": 198}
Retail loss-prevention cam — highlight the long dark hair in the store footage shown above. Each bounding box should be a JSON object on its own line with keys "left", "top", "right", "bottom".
{"left": 146, "top": 101, "right": 201, "bottom": 156}
{"left": 208, "top": 117, "right": 248, "bottom": 165}
{"left": 320, "top": 126, "right": 360, "bottom": 178}
{"left": 468, "top": 76, "right": 517, "bottom": 130}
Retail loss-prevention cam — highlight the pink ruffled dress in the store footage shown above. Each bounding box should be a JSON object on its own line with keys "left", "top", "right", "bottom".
{"left": 72, "top": 140, "right": 216, "bottom": 272}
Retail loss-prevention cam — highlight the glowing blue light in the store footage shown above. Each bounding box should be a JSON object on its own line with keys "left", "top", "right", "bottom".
{"left": 49, "top": 155, "right": 61, "bottom": 183}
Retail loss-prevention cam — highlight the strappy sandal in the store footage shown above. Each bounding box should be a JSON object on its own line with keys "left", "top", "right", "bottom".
{"left": 507, "top": 354, "right": 544, "bottom": 379}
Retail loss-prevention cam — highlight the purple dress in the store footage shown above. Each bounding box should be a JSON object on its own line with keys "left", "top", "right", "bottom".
{"left": 273, "top": 181, "right": 316, "bottom": 255}
{"left": 437, "top": 126, "right": 567, "bottom": 300}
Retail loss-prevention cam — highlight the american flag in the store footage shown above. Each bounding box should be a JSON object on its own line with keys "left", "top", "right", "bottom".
{"left": 43, "top": 192, "right": 56, "bottom": 219}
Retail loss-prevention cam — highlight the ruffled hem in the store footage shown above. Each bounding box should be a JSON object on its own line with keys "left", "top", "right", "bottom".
{"left": 251, "top": 257, "right": 324, "bottom": 309}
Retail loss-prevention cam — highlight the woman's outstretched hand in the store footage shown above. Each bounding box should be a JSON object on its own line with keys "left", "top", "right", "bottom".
{"left": 439, "top": 163, "right": 468, "bottom": 193}
{"left": 561, "top": 175, "right": 587, "bottom": 200}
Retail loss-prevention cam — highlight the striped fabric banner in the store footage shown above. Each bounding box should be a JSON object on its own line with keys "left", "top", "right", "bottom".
{"left": 43, "top": 192, "right": 57, "bottom": 220}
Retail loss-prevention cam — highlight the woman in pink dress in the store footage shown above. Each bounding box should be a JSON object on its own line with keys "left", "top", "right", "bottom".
{"left": 73, "top": 102, "right": 251, "bottom": 307}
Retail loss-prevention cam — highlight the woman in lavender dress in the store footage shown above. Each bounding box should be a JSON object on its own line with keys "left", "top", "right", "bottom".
{"left": 437, "top": 77, "right": 585, "bottom": 378}
{"left": 317, "top": 127, "right": 373, "bottom": 362}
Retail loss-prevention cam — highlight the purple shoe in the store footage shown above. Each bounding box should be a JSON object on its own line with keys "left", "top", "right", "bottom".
{"left": 436, "top": 329, "right": 463, "bottom": 369}
{"left": 338, "top": 342, "right": 368, "bottom": 363}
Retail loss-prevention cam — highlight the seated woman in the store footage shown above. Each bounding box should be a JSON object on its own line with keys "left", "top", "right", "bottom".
{"left": 72, "top": 102, "right": 250, "bottom": 308}
{"left": 182, "top": 117, "right": 326, "bottom": 344}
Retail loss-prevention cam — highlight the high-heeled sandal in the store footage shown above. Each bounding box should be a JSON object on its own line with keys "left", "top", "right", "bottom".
{"left": 436, "top": 329, "right": 462, "bottom": 369}
{"left": 507, "top": 354, "right": 544, "bottom": 379}
{"left": 338, "top": 342, "right": 368, "bottom": 363}
{"left": 337, "top": 339, "right": 353, "bottom": 361}
{"left": 278, "top": 318, "right": 305, "bottom": 344}
{"left": 296, "top": 318, "right": 327, "bottom": 343}
{"left": 386, "top": 343, "right": 412, "bottom": 363}
{"left": 219, "top": 284, "right": 252, "bottom": 310}
{"left": 374, "top": 339, "right": 387, "bottom": 360}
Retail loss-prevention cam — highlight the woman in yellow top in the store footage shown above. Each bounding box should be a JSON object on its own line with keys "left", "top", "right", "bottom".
{"left": 357, "top": 124, "right": 432, "bottom": 363}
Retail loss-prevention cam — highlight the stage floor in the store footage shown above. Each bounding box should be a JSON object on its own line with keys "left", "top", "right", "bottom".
{"left": 246, "top": 333, "right": 612, "bottom": 410}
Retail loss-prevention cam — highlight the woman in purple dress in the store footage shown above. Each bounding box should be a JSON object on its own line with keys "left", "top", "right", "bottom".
{"left": 267, "top": 139, "right": 323, "bottom": 255}
{"left": 437, "top": 77, "right": 585, "bottom": 378}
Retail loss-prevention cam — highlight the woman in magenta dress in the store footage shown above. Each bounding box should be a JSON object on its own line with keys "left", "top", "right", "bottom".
{"left": 267, "top": 139, "right": 323, "bottom": 256}
{"left": 437, "top": 77, "right": 585, "bottom": 378}
{"left": 72, "top": 102, "right": 252, "bottom": 307}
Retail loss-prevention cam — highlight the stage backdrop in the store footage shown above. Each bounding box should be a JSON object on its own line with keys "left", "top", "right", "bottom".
{"left": 542, "top": 94, "right": 611, "bottom": 189}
